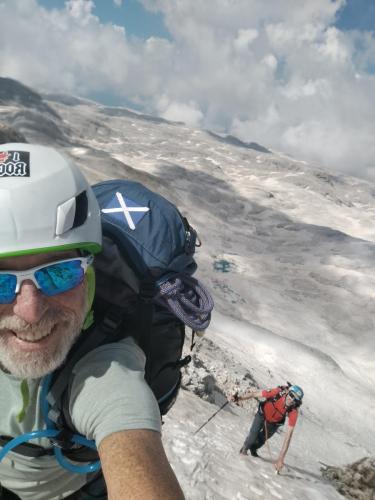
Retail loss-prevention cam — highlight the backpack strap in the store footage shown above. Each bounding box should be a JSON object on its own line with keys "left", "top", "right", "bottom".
{"left": 45, "top": 306, "right": 129, "bottom": 459}
{"left": 137, "top": 279, "right": 156, "bottom": 382}
{"left": 0, "top": 435, "right": 54, "bottom": 458}
{"left": 48, "top": 306, "right": 126, "bottom": 412}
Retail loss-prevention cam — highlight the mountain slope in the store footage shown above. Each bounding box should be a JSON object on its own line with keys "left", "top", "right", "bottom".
{"left": 0, "top": 79, "right": 374, "bottom": 499}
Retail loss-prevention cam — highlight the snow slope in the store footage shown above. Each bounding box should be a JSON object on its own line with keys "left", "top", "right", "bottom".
{"left": 1, "top": 79, "right": 374, "bottom": 499}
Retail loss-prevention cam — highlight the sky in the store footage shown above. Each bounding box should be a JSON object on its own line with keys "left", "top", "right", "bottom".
{"left": 1, "top": 0, "right": 375, "bottom": 180}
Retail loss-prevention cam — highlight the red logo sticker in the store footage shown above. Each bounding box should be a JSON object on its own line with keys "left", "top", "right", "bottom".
{"left": 0, "top": 151, "right": 9, "bottom": 163}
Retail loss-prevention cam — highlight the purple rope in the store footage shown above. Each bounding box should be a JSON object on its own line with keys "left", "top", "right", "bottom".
{"left": 155, "top": 275, "right": 214, "bottom": 330}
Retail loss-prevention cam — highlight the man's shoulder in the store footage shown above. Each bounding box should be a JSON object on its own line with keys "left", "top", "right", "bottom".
{"left": 67, "top": 333, "right": 161, "bottom": 445}
{"left": 72, "top": 336, "right": 146, "bottom": 376}
{"left": 263, "top": 387, "right": 282, "bottom": 398}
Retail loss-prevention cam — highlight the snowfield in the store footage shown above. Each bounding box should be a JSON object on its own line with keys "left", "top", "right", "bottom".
{"left": 1, "top": 78, "right": 374, "bottom": 499}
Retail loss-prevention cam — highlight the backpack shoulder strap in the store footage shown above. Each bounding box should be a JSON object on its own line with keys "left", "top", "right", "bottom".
{"left": 137, "top": 279, "right": 156, "bottom": 380}
{"left": 46, "top": 306, "right": 128, "bottom": 435}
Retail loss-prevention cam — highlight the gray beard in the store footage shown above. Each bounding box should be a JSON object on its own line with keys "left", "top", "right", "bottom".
{"left": 0, "top": 308, "right": 84, "bottom": 379}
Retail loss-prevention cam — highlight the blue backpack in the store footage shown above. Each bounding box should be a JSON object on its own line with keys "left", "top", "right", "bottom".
{"left": 0, "top": 180, "right": 214, "bottom": 473}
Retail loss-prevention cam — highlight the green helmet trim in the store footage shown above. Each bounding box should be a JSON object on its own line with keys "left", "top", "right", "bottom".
{"left": 0, "top": 242, "right": 102, "bottom": 259}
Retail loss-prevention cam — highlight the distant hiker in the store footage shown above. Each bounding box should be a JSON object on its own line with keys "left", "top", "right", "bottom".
{"left": 232, "top": 384, "right": 304, "bottom": 472}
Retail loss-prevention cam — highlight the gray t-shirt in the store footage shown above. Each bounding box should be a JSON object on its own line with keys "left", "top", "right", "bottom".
{"left": 0, "top": 337, "right": 161, "bottom": 500}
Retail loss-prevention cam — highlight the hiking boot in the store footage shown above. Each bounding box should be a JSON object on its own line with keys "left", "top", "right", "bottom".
{"left": 249, "top": 447, "right": 258, "bottom": 457}
{"left": 239, "top": 446, "right": 248, "bottom": 456}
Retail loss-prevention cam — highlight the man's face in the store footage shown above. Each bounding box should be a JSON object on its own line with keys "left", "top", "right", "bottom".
{"left": 285, "top": 392, "right": 296, "bottom": 408}
{"left": 0, "top": 251, "right": 87, "bottom": 379}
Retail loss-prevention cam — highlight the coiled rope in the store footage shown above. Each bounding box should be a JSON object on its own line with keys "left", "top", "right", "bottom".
{"left": 156, "top": 274, "right": 214, "bottom": 330}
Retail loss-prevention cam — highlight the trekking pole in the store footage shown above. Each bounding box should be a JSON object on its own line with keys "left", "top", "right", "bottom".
{"left": 193, "top": 400, "right": 229, "bottom": 435}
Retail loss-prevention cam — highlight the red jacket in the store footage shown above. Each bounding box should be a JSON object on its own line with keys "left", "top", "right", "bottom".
{"left": 261, "top": 388, "right": 298, "bottom": 427}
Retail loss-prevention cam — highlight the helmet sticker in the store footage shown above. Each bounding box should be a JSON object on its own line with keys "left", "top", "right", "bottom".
{"left": 0, "top": 152, "right": 10, "bottom": 163}
{"left": 0, "top": 151, "right": 30, "bottom": 177}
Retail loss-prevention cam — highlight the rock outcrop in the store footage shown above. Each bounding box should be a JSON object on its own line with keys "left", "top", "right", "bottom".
{"left": 322, "top": 457, "right": 375, "bottom": 500}
{"left": 0, "top": 123, "right": 27, "bottom": 144}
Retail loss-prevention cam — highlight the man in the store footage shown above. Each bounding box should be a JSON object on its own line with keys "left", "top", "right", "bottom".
{"left": 233, "top": 384, "right": 304, "bottom": 472}
{"left": 0, "top": 143, "right": 185, "bottom": 500}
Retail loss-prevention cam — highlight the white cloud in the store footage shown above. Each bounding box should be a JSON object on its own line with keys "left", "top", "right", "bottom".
{"left": 281, "top": 77, "right": 332, "bottom": 100}
{"left": 66, "top": 0, "right": 95, "bottom": 23}
{"left": 157, "top": 98, "right": 203, "bottom": 127}
{"left": 317, "top": 27, "right": 352, "bottom": 64}
{"left": 233, "top": 29, "right": 258, "bottom": 52}
{"left": 261, "top": 54, "right": 278, "bottom": 71}
{"left": 0, "top": 0, "right": 375, "bottom": 179}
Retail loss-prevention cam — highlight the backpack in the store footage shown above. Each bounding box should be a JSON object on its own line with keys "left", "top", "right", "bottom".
{"left": 0, "top": 180, "right": 214, "bottom": 471}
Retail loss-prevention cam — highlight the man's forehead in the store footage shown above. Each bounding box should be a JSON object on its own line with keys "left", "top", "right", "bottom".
{"left": 0, "top": 250, "right": 80, "bottom": 270}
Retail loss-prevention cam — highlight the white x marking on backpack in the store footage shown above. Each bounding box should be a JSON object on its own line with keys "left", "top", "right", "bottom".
{"left": 102, "top": 192, "right": 150, "bottom": 230}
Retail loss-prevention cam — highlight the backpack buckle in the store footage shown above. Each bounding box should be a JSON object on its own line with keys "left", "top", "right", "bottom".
{"left": 102, "top": 306, "right": 125, "bottom": 335}
{"left": 50, "top": 429, "right": 76, "bottom": 450}
{"left": 178, "top": 355, "right": 191, "bottom": 367}
{"left": 185, "top": 228, "right": 198, "bottom": 255}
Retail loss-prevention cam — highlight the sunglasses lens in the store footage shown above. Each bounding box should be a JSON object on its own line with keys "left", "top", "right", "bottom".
{"left": 35, "top": 260, "right": 85, "bottom": 296}
{"left": 0, "top": 274, "right": 17, "bottom": 304}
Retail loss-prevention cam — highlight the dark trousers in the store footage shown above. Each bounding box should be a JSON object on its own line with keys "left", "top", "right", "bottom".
{"left": 242, "top": 411, "right": 281, "bottom": 451}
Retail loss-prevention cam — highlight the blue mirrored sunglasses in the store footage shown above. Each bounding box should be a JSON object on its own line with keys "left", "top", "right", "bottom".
{"left": 0, "top": 255, "right": 93, "bottom": 304}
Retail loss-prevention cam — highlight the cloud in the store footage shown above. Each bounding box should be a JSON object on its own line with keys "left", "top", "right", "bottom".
{"left": 0, "top": 0, "right": 133, "bottom": 95}
{"left": 113, "top": 0, "right": 122, "bottom": 6}
{"left": 66, "top": 0, "right": 95, "bottom": 23}
{"left": 233, "top": 29, "right": 259, "bottom": 52}
{"left": 0, "top": 0, "right": 374, "bottom": 179}
{"left": 156, "top": 97, "right": 203, "bottom": 126}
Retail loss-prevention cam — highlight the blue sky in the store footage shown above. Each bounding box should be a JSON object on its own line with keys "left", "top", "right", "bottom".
{"left": 39, "top": 0, "right": 170, "bottom": 39}
{"left": 336, "top": 0, "right": 375, "bottom": 32}
{"left": 38, "top": 0, "right": 375, "bottom": 78}
{"left": 94, "top": 0, "right": 170, "bottom": 39}
{"left": 1, "top": 0, "right": 375, "bottom": 179}
{"left": 39, "top": 0, "right": 374, "bottom": 39}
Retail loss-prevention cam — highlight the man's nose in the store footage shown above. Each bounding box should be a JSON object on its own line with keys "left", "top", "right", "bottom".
{"left": 12, "top": 280, "right": 49, "bottom": 324}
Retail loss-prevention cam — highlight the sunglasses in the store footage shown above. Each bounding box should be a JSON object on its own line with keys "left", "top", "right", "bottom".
{"left": 288, "top": 392, "right": 300, "bottom": 401}
{"left": 0, "top": 256, "right": 93, "bottom": 304}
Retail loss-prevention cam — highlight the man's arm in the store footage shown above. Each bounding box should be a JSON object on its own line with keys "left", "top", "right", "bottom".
{"left": 274, "top": 425, "right": 294, "bottom": 472}
{"left": 99, "top": 429, "right": 185, "bottom": 500}
{"left": 231, "top": 389, "right": 263, "bottom": 402}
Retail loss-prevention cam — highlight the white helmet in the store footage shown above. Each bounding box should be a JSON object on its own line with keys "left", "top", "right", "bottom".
{"left": 0, "top": 143, "right": 102, "bottom": 257}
